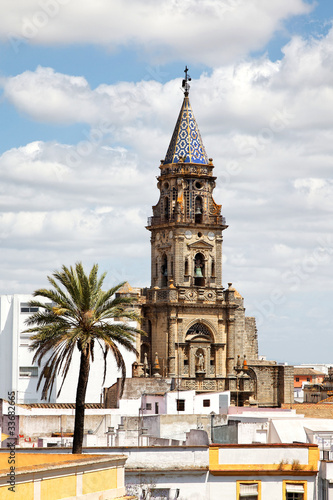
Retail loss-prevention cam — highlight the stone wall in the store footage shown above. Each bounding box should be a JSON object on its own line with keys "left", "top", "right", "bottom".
{"left": 104, "top": 378, "right": 172, "bottom": 408}
{"left": 18, "top": 413, "right": 112, "bottom": 439}
{"left": 245, "top": 316, "right": 258, "bottom": 360}
{"left": 250, "top": 364, "right": 294, "bottom": 407}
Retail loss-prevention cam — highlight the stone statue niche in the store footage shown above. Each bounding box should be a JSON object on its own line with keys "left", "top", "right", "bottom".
{"left": 195, "top": 349, "right": 205, "bottom": 373}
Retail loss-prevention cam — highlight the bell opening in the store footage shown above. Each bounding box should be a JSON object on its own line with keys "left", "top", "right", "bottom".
{"left": 161, "top": 254, "right": 168, "bottom": 287}
{"left": 194, "top": 253, "right": 205, "bottom": 286}
{"left": 195, "top": 196, "right": 203, "bottom": 223}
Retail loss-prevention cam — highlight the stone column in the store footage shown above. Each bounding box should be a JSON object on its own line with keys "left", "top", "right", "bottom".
{"left": 226, "top": 316, "right": 236, "bottom": 376}
{"left": 215, "top": 235, "right": 223, "bottom": 287}
{"left": 168, "top": 317, "right": 177, "bottom": 376}
{"left": 190, "top": 345, "right": 196, "bottom": 378}
{"left": 206, "top": 346, "right": 211, "bottom": 376}
{"left": 174, "top": 235, "right": 184, "bottom": 286}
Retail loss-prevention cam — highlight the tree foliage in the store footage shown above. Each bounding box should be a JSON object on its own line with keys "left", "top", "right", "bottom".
{"left": 24, "top": 262, "right": 141, "bottom": 453}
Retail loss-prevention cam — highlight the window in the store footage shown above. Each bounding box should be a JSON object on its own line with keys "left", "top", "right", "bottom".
{"left": 20, "top": 303, "right": 39, "bottom": 313}
{"left": 203, "top": 399, "right": 210, "bottom": 407}
{"left": 211, "top": 259, "right": 215, "bottom": 277}
{"left": 19, "top": 333, "right": 31, "bottom": 346}
{"left": 195, "top": 196, "right": 203, "bottom": 223}
{"left": 237, "top": 481, "right": 261, "bottom": 500}
{"left": 194, "top": 252, "right": 205, "bottom": 286}
{"left": 184, "top": 359, "right": 188, "bottom": 365}
{"left": 284, "top": 481, "right": 305, "bottom": 500}
{"left": 150, "top": 489, "right": 170, "bottom": 499}
{"left": 176, "top": 399, "right": 185, "bottom": 411}
{"left": 19, "top": 366, "right": 38, "bottom": 377}
{"left": 164, "top": 197, "right": 169, "bottom": 220}
{"left": 155, "top": 402, "right": 159, "bottom": 414}
{"left": 145, "top": 403, "right": 152, "bottom": 410}
{"left": 307, "top": 378, "right": 310, "bottom": 382}
{"left": 296, "top": 377, "right": 299, "bottom": 382}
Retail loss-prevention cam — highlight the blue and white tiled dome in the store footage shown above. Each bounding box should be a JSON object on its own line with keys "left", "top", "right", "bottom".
{"left": 164, "top": 97, "right": 208, "bottom": 165}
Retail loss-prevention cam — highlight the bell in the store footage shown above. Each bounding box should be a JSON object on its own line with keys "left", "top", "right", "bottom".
{"left": 195, "top": 267, "right": 203, "bottom": 278}
{"left": 195, "top": 207, "right": 202, "bottom": 215}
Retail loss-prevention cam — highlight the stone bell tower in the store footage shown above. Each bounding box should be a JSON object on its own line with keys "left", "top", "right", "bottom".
{"left": 147, "top": 76, "right": 227, "bottom": 292}
{"left": 139, "top": 69, "right": 294, "bottom": 407}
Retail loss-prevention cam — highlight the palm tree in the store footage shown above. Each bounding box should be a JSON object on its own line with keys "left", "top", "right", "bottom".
{"left": 24, "top": 262, "right": 141, "bottom": 454}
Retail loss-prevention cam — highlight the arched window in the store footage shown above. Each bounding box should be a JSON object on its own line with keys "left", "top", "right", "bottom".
{"left": 184, "top": 258, "right": 189, "bottom": 276}
{"left": 164, "top": 197, "right": 169, "bottom": 220}
{"left": 161, "top": 254, "right": 168, "bottom": 287}
{"left": 195, "top": 196, "right": 203, "bottom": 223}
{"left": 211, "top": 259, "right": 215, "bottom": 277}
{"left": 194, "top": 252, "right": 205, "bottom": 286}
{"left": 186, "top": 322, "right": 211, "bottom": 337}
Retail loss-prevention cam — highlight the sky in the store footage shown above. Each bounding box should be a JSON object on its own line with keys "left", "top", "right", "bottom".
{"left": 0, "top": 0, "right": 332, "bottom": 365}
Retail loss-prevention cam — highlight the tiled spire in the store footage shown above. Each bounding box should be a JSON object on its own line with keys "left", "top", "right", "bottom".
{"left": 164, "top": 68, "right": 208, "bottom": 165}
{"left": 164, "top": 97, "right": 209, "bottom": 165}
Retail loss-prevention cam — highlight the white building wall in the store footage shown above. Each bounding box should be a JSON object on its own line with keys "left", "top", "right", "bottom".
{"left": 0, "top": 296, "right": 14, "bottom": 400}
{"left": 237, "top": 421, "right": 268, "bottom": 444}
{"left": 218, "top": 446, "right": 309, "bottom": 465}
{"left": 166, "top": 390, "right": 195, "bottom": 414}
{"left": 193, "top": 391, "right": 225, "bottom": 414}
{"left": 118, "top": 397, "right": 142, "bottom": 415}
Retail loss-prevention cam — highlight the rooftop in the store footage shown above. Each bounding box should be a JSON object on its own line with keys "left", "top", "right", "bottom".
{"left": 0, "top": 453, "right": 126, "bottom": 476}
{"left": 294, "top": 368, "right": 325, "bottom": 376}
{"left": 21, "top": 402, "right": 102, "bottom": 409}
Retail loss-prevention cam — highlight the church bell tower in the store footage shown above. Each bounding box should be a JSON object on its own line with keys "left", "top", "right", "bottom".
{"left": 141, "top": 69, "right": 259, "bottom": 402}
{"left": 148, "top": 69, "right": 227, "bottom": 291}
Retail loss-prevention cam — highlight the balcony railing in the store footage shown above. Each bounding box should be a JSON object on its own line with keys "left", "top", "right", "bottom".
{"left": 146, "top": 286, "right": 225, "bottom": 304}
{"left": 147, "top": 215, "right": 227, "bottom": 226}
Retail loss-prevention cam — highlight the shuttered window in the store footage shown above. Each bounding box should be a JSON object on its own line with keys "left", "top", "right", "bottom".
{"left": 286, "top": 484, "right": 304, "bottom": 493}
{"left": 239, "top": 482, "right": 258, "bottom": 498}
{"left": 285, "top": 482, "right": 305, "bottom": 500}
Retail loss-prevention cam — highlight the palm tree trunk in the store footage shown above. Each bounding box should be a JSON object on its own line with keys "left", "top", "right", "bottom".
{"left": 72, "top": 349, "right": 90, "bottom": 454}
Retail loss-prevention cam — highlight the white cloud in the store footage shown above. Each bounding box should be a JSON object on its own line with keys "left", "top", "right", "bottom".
{"left": 1, "top": 0, "right": 313, "bottom": 64}
{"left": 1, "top": 22, "right": 333, "bottom": 363}
{"left": 4, "top": 25, "right": 333, "bottom": 142}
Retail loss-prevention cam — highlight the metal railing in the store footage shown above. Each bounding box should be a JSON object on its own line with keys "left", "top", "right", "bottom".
{"left": 147, "top": 215, "right": 227, "bottom": 226}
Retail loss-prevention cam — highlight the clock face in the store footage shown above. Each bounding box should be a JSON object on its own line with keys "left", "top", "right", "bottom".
{"left": 208, "top": 232, "right": 215, "bottom": 240}
{"left": 185, "top": 230, "right": 192, "bottom": 239}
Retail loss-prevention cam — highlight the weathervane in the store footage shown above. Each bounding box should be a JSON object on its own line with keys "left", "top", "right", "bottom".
{"left": 182, "top": 65, "right": 191, "bottom": 97}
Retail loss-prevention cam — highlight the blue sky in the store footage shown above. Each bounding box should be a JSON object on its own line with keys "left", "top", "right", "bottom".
{"left": 0, "top": 0, "right": 333, "bottom": 365}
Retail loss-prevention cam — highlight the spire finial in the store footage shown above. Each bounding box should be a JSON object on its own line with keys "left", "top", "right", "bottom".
{"left": 182, "top": 65, "right": 191, "bottom": 97}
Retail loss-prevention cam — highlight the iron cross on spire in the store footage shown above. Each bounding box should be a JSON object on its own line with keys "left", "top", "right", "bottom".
{"left": 182, "top": 66, "right": 191, "bottom": 97}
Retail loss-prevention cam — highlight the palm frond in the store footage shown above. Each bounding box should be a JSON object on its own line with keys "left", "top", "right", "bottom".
{"left": 26, "top": 263, "right": 141, "bottom": 404}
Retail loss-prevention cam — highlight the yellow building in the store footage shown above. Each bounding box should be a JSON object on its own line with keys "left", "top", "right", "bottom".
{"left": 0, "top": 452, "right": 129, "bottom": 500}
{"left": 209, "top": 442, "right": 319, "bottom": 499}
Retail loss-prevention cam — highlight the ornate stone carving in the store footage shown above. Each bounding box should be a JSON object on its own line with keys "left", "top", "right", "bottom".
{"left": 184, "top": 290, "right": 197, "bottom": 302}
{"left": 204, "top": 290, "right": 216, "bottom": 301}
{"left": 203, "top": 380, "right": 217, "bottom": 391}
